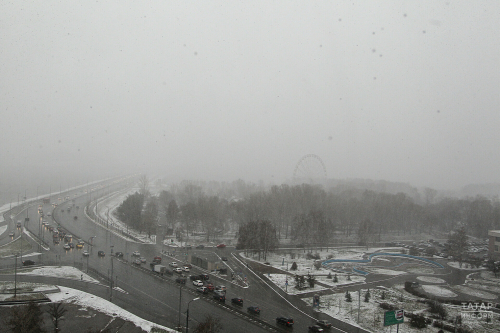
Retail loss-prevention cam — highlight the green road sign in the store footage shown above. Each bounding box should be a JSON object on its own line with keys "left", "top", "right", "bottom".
{"left": 384, "top": 309, "right": 404, "bottom": 326}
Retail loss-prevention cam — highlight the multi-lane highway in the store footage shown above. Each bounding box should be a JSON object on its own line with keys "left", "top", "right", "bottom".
{"left": 2, "top": 179, "right": 362, "bottom": 333}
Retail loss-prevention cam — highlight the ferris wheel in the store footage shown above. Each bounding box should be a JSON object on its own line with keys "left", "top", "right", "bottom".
{"left": 292, "top": 154, "right": 328, "bottom": 183}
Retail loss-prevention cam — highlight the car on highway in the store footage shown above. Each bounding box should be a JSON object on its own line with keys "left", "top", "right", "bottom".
{"left": 193, "top": 280, "right": 204, "bottom": 287}
{"left": 16, "top": 222, "right": 22, "bottom": 228}
{"left": 9, "top": 232, "right": 15, "bottom": 237}
{"left": 216, "top": 243, "right": 226, "bottom": 248}
{"left": 183, "top": 266, "right": 190, "bottom": 272}
{"left": 22, "top": 260, "right": 35, "bottom": 266}
{"left": 68, "top": 242, "right": 75, "bottom": 248}
{"left": 175, "top": 277, "right": 186, "bottom": 284}
{"left": 221, "top": 256, "right": 228, "bottom": 261}
{"left": 197, "top": 286, "right": 209, "bottom": 294}
{"left": 316, "top": 320, "right": 332, "bottom": 329}
{"left": 169, "top": 262, "right": 178, "bottom": 268}
{"left": 199, "top": 274, "right": 209, "bottom": 280}
{"left": 152, "top": 256, "right": 162, "bottom": 264}
{"left": 98, "top": 251, "right": 105, "bottom": 257}
{"left": 276, "top": 317, "right": 294, "bottom": 327}
{"left": 173, "top": 267, "right": 183, "bottom": 274}
{"left": 115, "top": 252, "right": 124, "bottom": 258}
{"left": 204, "top": 282, "right": 214, "bottom": 291}
{"left": 231, "top": 298, "right": 243, "bottom": 306}
{"left": 63, "top": 244, "right": 71, "bottom": 250}
{"left": 82, "top": 251, "right": 89, "bottom": 256}
{"left": 140, "top": 257, "right": 147, "bottom": 263}
{"left": 213, "top": 294, "right": 225, "bottom": 302}
{"left": 190, "top": 275, "right": 201, "bottom": 281}
{"left": 247, "top": 306, "right": 260, "bottom": 314}
{"left": 215, "top": 285, "right": 226, "bottom": 292}
{"left": 134, "top": 259, "right": 141, "bottom": 265}
{"left": 308, "top": 325, "right": 324, "bottom": 332}
{"left": 132, "top": 251, "right": 140, "bottom": 256}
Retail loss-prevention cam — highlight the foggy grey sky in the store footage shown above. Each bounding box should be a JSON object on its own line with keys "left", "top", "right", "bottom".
{"left": 1, "top": 1, "right": 499, "bottom": 190}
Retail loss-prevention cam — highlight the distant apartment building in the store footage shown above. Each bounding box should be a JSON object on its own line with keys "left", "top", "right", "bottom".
{"left": 488, "top": 230, "right": 500, "bottom": 260}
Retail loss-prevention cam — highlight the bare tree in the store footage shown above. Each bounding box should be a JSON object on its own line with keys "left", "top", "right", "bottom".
{"left": 47, "top": 303, "right": 67, "bottom": 333}
{"left": 4, "top": 301, "right": 45, "bottom": 332}
{"left": 138, "top": 174, "right": 150, "bottom": 197}
{"left": 447, "top": 227, "right": 468, "bottom": 268}
{"left": 193, "top": 314, "right": 223, "bottom": 333}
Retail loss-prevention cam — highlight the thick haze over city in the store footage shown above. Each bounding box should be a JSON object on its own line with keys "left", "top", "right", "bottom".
{"left": 1, "top": 1, "right": 499, "bottom": 200}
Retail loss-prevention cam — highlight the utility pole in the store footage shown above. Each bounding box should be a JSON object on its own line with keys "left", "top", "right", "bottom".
{"left": 14, "top": 254, "right": 19, "bottom": 297}
{"left": 178, "top": 286, "right": 182, "bottom": 331}
{"left": 110, "top": 245, "right": 114, "bottom": 302}
{"left": 358, "top": 289, "right": 361, "bottom": 322}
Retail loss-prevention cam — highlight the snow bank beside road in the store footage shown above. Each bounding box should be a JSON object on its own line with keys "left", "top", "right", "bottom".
{"left": 48, "top": 286, "right": 176, "bottom": 332}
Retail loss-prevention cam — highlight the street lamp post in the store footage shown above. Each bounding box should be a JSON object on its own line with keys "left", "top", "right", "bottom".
{"left": 186, "top": 297, "right": 200, "bottom": 333}
{"left": 13, "top": 253, "right": 19, "bottom": 297}
{"left": 177, "top": 286, "right": 183, "bottom": 331}
{"left": 110, "top": 245, "right": 114, "bottom": 302}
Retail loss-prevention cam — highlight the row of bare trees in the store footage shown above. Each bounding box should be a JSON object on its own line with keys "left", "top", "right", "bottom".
{"left": 121, "top": 178, "right": 500, "bottom": 245}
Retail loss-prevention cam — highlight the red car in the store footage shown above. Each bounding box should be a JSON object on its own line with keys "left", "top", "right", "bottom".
{"left": 216, "top": 244, "right": 226, "bottom": 248}
{"left": 152, "top": 256, "right": 162, "bottom": 264}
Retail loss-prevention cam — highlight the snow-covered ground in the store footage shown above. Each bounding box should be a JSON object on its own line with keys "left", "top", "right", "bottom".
{"left": 92, "top": 188, "right": 157, "bottom": 244}
{"left": 451, "top": 285, "right": 497, "bottom": 300}
{"left": 18, "top": 266, "right": 100, "bottom": 283}
{"left": 303, "top": 286, "right": 498, "bottom": 333}
{"left": 48, "top": 286, "right": 175, "bottom": 332}
{"left": 361, "top": 268, "right": 407, "bottom": 276}
{"left": 416, "top": 276, "right": 446, "bottom": 283}
{"left": 0, "top": 224, "right": 7, "bottom": 236}
{"left": 266, "top": 273, "right": 365, "bottom": 295}
{"left": 447, "top": 261, "right": 485, "bottom": 270}
{"left": 421, "top": 285, "right": 458, "bottom": 297}
{"left": 244, "top": 247, "right": 500, "bottom": 332}
{"left": 1, "top": 265, "right": 175, "bottom": 333}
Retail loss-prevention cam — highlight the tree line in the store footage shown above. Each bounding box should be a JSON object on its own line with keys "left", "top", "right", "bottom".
{"left": 117, "top": 180, "right": 500, "bottom": 246}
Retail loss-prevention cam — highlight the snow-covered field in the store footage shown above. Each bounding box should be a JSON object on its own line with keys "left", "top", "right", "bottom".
{"left": 361, "top": 268, "right": 406, "bottom": 276}
{"left": 0, "top": 224, "right": 7, "bottom": 236}
{"left": 416, "top": 276, "right": 446, "bottom": 283}
{"left": 1, "top": 266, "right": 174, "bottom": 333}
{"left": 447, "top": 261, "right": 485, "bottom": 270}
{"left": 93, "top": 188, "right": 156, "bottom": 244}
{"left": 245, "top": 247, "right": 500, "bottom": 332}
{"left": 266, "top": 273, "right": 365, "bottom": 295}
{"left": 18, "top": 266, "right": 100, "bottom": 283}
{"left": 421, "top": 285, "right": 458, "bottom": 297}
{"left": 451, "top": 285, "right": 497, "bottom": 300}
{"left": 301, "top": 286, "right": 500, "bottom": 333}
{"left": 48, "top": 286, "right": 175, "bottom": 332}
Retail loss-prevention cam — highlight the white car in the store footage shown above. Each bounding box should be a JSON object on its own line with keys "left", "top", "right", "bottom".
{"left": 193, "top": 280, "right": 204, "bottom": 287}
{"left": 173, "top": 267, "right": 183, "bottom": 274}
{"left": 140, "top": 257, "right": 147, "bottom": 263}
{"left": 183, "top": 266, "right": 190, "bottom": 272}
{"left": 63, "top": 244, "right": 70, "bottom": 250}
{"left": 82, "top": 251, "right": 89, "bottom": 256}
{"left": 169, "top": 262, "right": 178, "bottom": 268}
{"left": 132, "top": 251, "right": 140, "bottom": 256}
{"left": 215, "top": 285, "right": 226, "bottom": 292}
